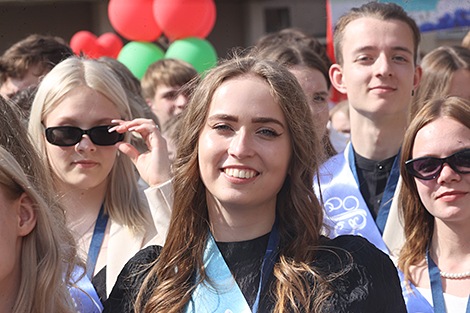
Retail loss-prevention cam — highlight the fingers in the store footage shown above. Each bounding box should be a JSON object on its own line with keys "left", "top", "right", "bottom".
{"left": 110, "top": 118, "right": 159, "bottom": 136}
{"left": 115, "top": 142, "right": 140, "bottom": 162}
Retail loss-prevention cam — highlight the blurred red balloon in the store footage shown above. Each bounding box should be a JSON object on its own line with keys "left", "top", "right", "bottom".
{"left": 153, "top": 0, "right": 216, "bottom": 41}
{"left": 70, "top": 31, "right": 103, "bottom": 59}
{"left": 108, "top": 0, "right": 162, "bottom": 42}
{"left": 97, "top": 33, "right": 123, "bottom": 58}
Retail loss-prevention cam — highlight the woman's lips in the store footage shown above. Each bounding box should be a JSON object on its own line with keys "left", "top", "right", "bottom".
{"left": 436, "top": 190, "right": 468, "bottom": 202}
{"left": 223, "top": 168, "right": 259, "bottom": 179}
{"left": 73, "top": 160, "right": 98, "bottom": 168}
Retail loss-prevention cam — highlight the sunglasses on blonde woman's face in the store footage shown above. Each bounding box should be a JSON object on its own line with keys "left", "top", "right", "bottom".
{"left": 44, "top": 125, "right": 125, "bottom": 147}
{"left": 404, "top": 149, "right": 470, "bottom": 180}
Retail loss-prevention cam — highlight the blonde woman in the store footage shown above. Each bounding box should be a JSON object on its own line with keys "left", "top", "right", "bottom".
{"left": 1, "top": 95, "right": 102, "bottom": 312}
{"left": 28, "top": 57, "right": 172, "bottom": 302}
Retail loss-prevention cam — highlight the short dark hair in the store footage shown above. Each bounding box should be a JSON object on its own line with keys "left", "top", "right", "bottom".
{"left": 0, "top": 34, "right": 73, "bottom": 83}
{"left": 141, "top": 58, "right": 198, "bottom": 100}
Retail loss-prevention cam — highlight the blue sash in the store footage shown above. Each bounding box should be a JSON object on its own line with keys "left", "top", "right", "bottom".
{"left": 69, "top": 266, "right": 103, "bottom": 312}
{"left": 427, "top": 250, "right": 470, "bottom": 313}
{"left": 185, "top": 225, "right": 279, "bottom": 313}
{"left": 315, "top": 143, "right": 389, "bottom": 253}
{"left": 86, "top": 203, "right": 108, "bottom": 280}
{"left": 398, "top": 268, "right": 433, "bottom": 313}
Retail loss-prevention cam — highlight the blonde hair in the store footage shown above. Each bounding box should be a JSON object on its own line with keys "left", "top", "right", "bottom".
{"left": 0, "top": 96, "right": 79, "bottom": 313}
{"left": 28, "top": 56, "right": 148, "bottom": 232}
{"left": 0, "top": 147, "right": 77, "bottom": 313}
{"left": 135, "top": 56, "right": 341, "bottom": 313}
{"left": 411, "top": 45, "right": 470, "bottom": 119}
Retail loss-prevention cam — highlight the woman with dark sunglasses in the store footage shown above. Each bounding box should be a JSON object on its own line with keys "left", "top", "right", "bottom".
{"left": 27, "top": 57, "right": 172, "bottom": 304}
{"left": 398, "top": 96, "right": 470, "bottom": 312}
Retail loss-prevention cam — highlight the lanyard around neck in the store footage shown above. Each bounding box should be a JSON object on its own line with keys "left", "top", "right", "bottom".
{"left": 426, "top": 249, "right": 470, "bottom": 313}
{"left": 86, "top": 203, "right": 109, "bottom": 280}
{"left": 251, "top": 220, "right": 280, "bottom": 313}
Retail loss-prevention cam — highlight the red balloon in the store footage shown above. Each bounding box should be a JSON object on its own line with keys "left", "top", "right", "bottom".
{"left": 97, "top": 33, "right": 123, "bottom": 59}
{"left": 153, "top": 0, "right": 216, "bottom": 41}
{"left": 108, "top": 0, "right": 162, "bottom": 42}
{"left": 194, "top": 0, "right": 216, "bottom": 39}
{"left": 70, "top": 31, "right": 103, "bottom": 59}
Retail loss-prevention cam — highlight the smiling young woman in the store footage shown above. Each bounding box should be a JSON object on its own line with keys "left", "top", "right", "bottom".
{"left": 104, "top": 56, "right": 405, "bottom": 313}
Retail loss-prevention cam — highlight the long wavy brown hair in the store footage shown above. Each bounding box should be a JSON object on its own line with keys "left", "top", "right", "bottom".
{"left": 135, "top": 56, "right": 335, "bottom": 312}
{"left": 398, "top": 96, "right": 470, "bottom": 285}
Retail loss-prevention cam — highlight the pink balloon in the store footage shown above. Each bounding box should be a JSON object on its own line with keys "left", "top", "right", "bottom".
{"left": 97, "top": 33, "right": 123, "bottom": 59}
{"left": 153, "top": 0, "right": 216, "bottom": 41}
{"left": 70, "top": 31, "right": 103, "bottom": 59}
{"left": 108, "top": 0, "right": 162, "bottom": 42}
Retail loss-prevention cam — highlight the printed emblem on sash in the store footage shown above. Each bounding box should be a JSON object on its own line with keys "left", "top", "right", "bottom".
{"left": 324, "top": 196, "right": 368, "bottom": 236}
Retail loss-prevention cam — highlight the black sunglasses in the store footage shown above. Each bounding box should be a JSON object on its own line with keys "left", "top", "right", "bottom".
{"left": 405, "top": 149, "right": 470, "bottom": 180}
{"left": 45, "top": 125, "right": 125, "bottom": 147}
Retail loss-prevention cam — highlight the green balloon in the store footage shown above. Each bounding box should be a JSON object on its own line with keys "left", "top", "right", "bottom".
{"left": 165, "top": 37, "right": 217, "bottom": 74}
{"left": 117, "top": 41, "right": 164, "bottom": 80}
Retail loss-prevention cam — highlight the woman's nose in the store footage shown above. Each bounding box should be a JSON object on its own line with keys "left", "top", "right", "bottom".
{"left": 228, "top": 130, "right": 255, "bottom": 159}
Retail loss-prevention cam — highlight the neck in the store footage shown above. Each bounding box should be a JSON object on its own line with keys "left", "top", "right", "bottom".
{"left": 57, "top": 180, "right": 107, "bottom": 231}
{"left": 430, "top": 219, "right": 470, "bottom": 272}
{"left": 349, "top": 109, "right": 406, "bottom": 161}
{"left": 206, "top": 194, "right": 276, "bottom": 242}
{"left": 0, "top": 249, "right": 21, "bottom": 313}
{"left": 0, "top": 292, "right": 16, "bottom": 313}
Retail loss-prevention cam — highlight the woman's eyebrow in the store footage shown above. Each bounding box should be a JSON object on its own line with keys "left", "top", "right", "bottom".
{"left": 207, "top": 114, "right": 238, "bottom": 122}
{"left": 252, "top": 117, "right": 285, "bottom": 129}
{"left": 207, "top": 115, "right": 285, "bottom": 129}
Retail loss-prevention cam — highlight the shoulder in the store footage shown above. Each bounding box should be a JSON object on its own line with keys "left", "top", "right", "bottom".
{"left": 104, "top": 245, "right": 162, "bottom": 313}
{"left": 318, "top": 235, "right": 395, "bottom": 274}
{"left": 315, "top": 236, "right": 406, "bottom": 312}
{"left": 317, "top": 235, "right": 387, "bottom": 262}
{"left": 315, "top": 151, "right": 348, "bottom": 188}
{"left": 124, "top": 245, "right": 162, "bottom": 272}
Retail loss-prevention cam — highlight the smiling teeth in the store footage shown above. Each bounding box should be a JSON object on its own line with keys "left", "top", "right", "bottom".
{"left": 224, "top": 168, "right": 257, "bottom": 179}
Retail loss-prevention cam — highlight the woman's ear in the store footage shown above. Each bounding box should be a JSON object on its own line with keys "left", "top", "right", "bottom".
{"left": 329, "top": 64, "right": 347, "bottom": 94}
{"left": 16, "top": 192, "right": 37, "bottom": 237}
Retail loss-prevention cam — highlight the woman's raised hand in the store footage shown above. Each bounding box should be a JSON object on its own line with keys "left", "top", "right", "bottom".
{"left": 110, "top": 118, "right": 172, "bottom": 187}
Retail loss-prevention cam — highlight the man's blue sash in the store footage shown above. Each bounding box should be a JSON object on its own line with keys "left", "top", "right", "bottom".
{"left": 185, "top": 226, "right": 279, "bottom": 313}
{"left": 398, "top": 268, "right": 433, "bottom": 313}
{"left": 315, "top": 144, "right": 389, "bottom": 253}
